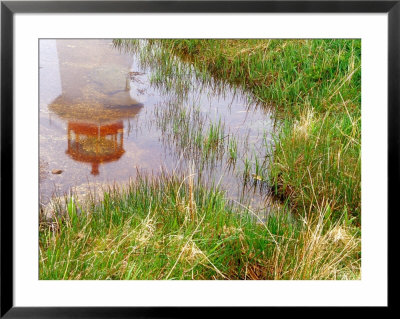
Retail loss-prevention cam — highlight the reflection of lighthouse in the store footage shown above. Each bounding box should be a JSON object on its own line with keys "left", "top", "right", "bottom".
{"left": 66, "top": 121, "right": 125, "bottom": 175}
{"left": 47, "top": 39, "right": 143, "bottom": 176}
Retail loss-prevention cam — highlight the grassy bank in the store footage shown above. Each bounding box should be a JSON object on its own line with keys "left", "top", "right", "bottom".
{"left": 40, "top": 174, "right": 360, "bottom": 280}
{"left": 118, "top": 39, "right": 361, "bottom": 223}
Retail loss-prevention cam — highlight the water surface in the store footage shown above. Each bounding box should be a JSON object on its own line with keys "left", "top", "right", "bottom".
{"left": 40, "top": 39, "right": 276, "bottom": 214}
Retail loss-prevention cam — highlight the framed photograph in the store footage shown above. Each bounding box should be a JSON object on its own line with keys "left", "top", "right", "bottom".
{"left": 1, "top": 0, "right": 394, "bottom": 316}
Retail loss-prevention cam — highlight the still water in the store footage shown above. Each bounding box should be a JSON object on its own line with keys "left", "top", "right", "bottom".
{"left": 40, "top": 39, "right": 275, "bottom": 213}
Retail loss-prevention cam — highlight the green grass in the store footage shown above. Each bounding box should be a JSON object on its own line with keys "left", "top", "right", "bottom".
{"left": 40, "top": 173, "right": 360, "bottom": 280}
{"left": 227, "top": 136, "right": 238, "bottom": 163}
{"left": 270, "top": 108, "right": 361, "bottom": 222}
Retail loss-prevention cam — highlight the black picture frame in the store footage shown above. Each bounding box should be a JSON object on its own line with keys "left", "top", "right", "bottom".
{"left": 1, "top": 0, "right": 395, "bottom": 317}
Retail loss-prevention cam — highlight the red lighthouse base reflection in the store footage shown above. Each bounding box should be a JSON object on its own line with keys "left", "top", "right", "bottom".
{"left": 66, "top": 121, "right": 125, "bottom": 175}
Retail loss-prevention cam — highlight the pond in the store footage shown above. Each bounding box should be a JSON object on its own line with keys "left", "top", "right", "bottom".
{"left": 40, "top": 39, "right": 276, "bottom": 216}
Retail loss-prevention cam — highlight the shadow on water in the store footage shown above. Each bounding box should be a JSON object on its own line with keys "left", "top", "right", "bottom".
{"left": 40, "top": 39, "right": 278, "bottom": 216}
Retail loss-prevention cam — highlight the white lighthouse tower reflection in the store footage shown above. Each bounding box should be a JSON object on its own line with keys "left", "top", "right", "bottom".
{"left": 46, "top": 39, "right": 143, "bottom": 175}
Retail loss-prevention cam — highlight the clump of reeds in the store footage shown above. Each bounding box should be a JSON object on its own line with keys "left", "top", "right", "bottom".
{"left": 155, "top": 100, "right": 228, "bottom": 167}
